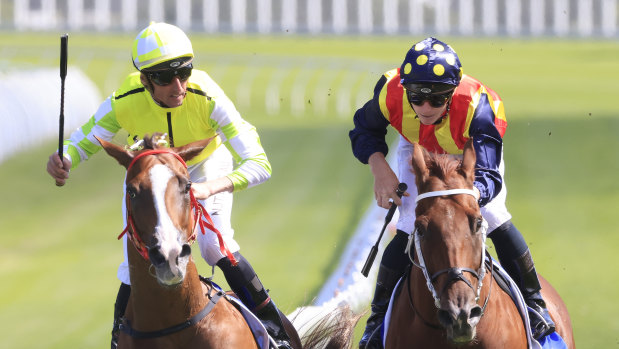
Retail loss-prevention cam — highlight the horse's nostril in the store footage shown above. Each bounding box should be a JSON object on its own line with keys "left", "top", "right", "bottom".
{"left": 148, "top": 247, "right": 166, "bottom": 266}
{"left": 438, "top": 309, "right": 454, "bottom": 327}
{"left": 469, "top": 306, "right": 483, "bottom": 321}
{"left": 179, "top": 244, "right": 191, "bottom": 258}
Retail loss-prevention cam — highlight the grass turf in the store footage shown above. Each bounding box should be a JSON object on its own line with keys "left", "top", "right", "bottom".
{"left": 0, "top": 33, "right": 618, "bottom": 347}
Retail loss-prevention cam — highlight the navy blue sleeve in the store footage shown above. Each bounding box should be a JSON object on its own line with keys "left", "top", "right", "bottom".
{"left": 469, "top": 93, "right": 504, "bottom": 207}
{"left": 349, "top": 76, "right": 391, "bottom": 164}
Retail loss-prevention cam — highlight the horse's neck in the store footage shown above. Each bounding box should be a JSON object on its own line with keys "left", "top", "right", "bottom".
{"left": 128, "top": 252, "right": 207, "bottom": 324}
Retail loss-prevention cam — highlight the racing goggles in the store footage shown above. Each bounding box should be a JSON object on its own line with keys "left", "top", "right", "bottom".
{"left": 405, "top": 88, "right": 453, "bottom": 108}
{"left": 147, "top": 64, "right": 193, "bottom": 86}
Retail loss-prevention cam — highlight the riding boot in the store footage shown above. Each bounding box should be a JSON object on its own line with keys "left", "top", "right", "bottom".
{"left": 217, "top": 252, "right": 293, "bottom": 349}
{"left": 111, "top": 283, "right": 131, "bottom": 349}
{"left": 501, "top": 249, "right": 556, "bottom": 339}
{"left": 360, "top": 230, "right": 410, "bottom": 349}
{"left": 490, "top": 221, "right": 555, "bottom": 339}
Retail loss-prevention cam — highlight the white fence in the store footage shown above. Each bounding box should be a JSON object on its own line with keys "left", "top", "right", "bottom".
{"left": 1, "top": 0, "right": 618, "bottom": 37}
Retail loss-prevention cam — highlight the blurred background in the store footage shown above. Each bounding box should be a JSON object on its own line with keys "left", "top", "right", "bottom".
{"left": 1, "top": 0, "right": 618, "bottom": 347}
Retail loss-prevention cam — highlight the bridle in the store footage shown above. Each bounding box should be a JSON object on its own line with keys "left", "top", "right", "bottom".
{"left": 405, "top": 188, "right": 491, "bottom": 313}
{"left": 118, "top": 149, "right": 238, "bottom": 266}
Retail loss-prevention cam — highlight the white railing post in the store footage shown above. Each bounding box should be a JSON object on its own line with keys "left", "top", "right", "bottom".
{"left": 601, "top": 0, "right": 617, "bottom": 37}
{"left": 257, "top": 0, "right": 272, "bottom": 34}
{"left": 530, "top": 0, "right": 545, "bottom": 35}
{"left": 505, "top": 0, "right": 522, "bottom": 36}
{"left": 307, "top": 0, "right": 322, "bottom": 34}
{"left": 482, "top": 0, "right": 498, "bottom": 35}
{"left": 408, "top": 0, "right": 424, "bottom": 34}
{"left": 435, "top": 0, "right": 450, "bottom": 35}
{"left": 458, "top": 0, "right": 474, "bottom": 35}
{"left": 176, "top": 0, "right": 191, "bottom": 30}
{"left": 552, "top": 0, "right": 569, "bottom": 36}
{"left": 358, "top": 0, "right": 373, "bottom": 34}
{"left": 203, "top": 0, "right": 219, "bottom": 33}
{"left": 333, "top": 0, "right": 348, "bottom": 34}
{"left": 231, "top": 0, "right": 247, "bottom": 33}
{"left": 149, "top": 0, "right": 165, "bottom": 22}
{"left": 68, "top": 0, "right": 84, "bottom": 30}
{"left": 383, "top": 0, "right": 398, "bottom": 34}
{"left": 281, "top": 0, "right": 297, "bottom": 33}
{"left": 121, "top": 0, "right": 137, "bottom": 32}
{"left": 577, "top": 0, "right": 593, "bottom": 37}
{"left": 94, "top": 0, "right": 111, "bottom": 31}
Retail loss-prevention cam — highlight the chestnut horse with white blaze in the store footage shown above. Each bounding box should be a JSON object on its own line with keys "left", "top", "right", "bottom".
{"left": 99, "top": 134, "right": 359, "bottom": 349}
{"left": 384, "top": 140, "right": 574, "bottom": 348}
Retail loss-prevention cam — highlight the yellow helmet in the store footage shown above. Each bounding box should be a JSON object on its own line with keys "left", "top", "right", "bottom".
{"left": 132, "top": 22, "right": 194, "bottom": 71}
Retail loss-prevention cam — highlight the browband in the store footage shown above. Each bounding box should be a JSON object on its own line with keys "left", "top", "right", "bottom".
{"left": 415, "top": 189, "right": 477, "bottom": 203}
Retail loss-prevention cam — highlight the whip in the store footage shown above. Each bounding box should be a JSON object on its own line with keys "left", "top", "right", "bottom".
{"left": 56, "top": 34, "right": 68, "bottom": 186}
{"left": 361, "top": 182, "right": 407, "bottom": 277}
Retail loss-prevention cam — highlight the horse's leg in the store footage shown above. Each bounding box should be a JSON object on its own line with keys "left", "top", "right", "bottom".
{"left": 539, "top": 276, "right": 575, "bottom": 348}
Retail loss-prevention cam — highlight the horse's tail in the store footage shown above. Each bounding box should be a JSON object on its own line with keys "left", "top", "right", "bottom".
{"left": 290, "top": 304, "right": 362, "bottom": 349}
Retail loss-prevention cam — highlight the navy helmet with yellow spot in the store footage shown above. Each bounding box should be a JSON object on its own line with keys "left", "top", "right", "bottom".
{"left": 400, "top": 37, "right": 462, "bottom": 92}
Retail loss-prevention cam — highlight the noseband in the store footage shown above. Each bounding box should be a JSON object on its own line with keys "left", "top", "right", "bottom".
{"left": 405, "top": 189, "right": 489, "bottom": 310}
{"left": 118, "top": 149, "right": 238, "bottom": 265}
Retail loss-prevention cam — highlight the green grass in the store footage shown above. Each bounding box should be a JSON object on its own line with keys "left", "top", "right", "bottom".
{"left": 1, "top": 33, "right": 618, "bottom": 348}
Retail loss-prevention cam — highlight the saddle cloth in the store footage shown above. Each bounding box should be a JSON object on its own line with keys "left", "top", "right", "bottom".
{"left": 209, "top": 281, "right": 277, "bottom": 349}
{"left": 380, "top": 256, "right": 568, "bottom": 349}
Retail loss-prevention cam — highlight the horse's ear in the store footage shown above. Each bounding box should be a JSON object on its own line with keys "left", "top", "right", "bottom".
{"left": 411, "top": 143, "right": 429, "bottom": 183}
{"left": 173, "top": 137, "right": 215, "bottom": 162}
{"left": 460, "top": 138, "right": 476, "bottom": 182}
{"left": 95, "top": 136, "right": 135, "bottom": 169}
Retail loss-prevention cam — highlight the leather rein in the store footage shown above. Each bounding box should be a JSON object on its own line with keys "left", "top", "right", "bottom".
{"left": 119, "top": 280, "right": 227, "bottom": 339}
{"left": 404, "top": 188, "right": 493, "bottom": 327}
{"left": 118, "top": 149, "right": 237, "bottom": 266}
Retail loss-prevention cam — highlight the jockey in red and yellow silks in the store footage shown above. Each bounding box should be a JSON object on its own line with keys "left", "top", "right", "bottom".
{"left": 350, "top": 37, "right": 555, "bottom": 349}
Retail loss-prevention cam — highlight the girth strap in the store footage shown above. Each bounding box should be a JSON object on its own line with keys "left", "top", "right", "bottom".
{"left": 119, "top": 290, "right": 225, "bottom": 339}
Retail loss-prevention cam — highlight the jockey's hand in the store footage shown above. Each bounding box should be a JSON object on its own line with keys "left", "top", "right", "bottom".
{"left": 473, "top": 186, "right": 481, "bottom": 201}
{"left": 191, "top": 177, "right": 234, "bottom": 200}
{"left": 368, "top": 152, "right": 409, "bottom": 209}
{"left": 47, "top": 152, "right": 71, "bottom": 186}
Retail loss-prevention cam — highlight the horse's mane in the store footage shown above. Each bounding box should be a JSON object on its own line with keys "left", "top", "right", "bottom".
{"left": 139, "top": 133, "right": 168, "bottom": 150}
{"left": 421, "top": 150, "right": 462, "bottom": 182}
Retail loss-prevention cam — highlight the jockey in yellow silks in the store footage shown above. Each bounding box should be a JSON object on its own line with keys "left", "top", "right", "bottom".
{"left": 46, "top": 22, "right": 293, "bottom": 349}
{"left": 350, "top": 37, "right": 555, "bottom": 348}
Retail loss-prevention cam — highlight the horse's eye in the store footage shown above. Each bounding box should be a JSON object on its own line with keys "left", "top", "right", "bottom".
{"left": 127, "top": 186, "right": 137, "bottom": 199}
{"left": 415, "top": 221, "right": 426, "bottom": 238}
{"left": 184, "top": 181, "right": 192, "bottom": 194}
{"left": 474, "top": 217, "right": 483, "bottom": 233}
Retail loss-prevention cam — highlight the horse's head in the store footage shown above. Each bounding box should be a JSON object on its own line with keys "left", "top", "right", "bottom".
{"left": 98, "top": 133, "right": 212, "bottom": 286}
{"left": 409, "top": 139, "right": 488, "bottom": 344}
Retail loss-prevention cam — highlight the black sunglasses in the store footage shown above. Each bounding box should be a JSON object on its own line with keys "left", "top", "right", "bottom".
{"left": 148, "top": 65, "right": 193, "bottom": 86}
{"left": 405, "top": 89, "right": 452, "bottom": 108}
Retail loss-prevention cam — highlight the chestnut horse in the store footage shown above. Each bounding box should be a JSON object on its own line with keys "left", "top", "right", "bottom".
{"left": 384, "top": 140, "right": 574, "bottom": 348}
{"left": 99, "top": 134, "right": 358, "bottom": 349}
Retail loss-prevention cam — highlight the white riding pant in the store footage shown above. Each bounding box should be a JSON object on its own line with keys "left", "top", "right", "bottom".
{"left": 117, "top": 145, "right": 241, "bottom": 285}
{"left": 395, "top": 136, "right": 512, "bottom": 235}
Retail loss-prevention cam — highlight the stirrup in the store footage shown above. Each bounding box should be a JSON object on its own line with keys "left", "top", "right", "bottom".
{"left": 527, "top": 306, "right": 555, "bottom": 339}
{"left": 525, "top": 298, "right": 555, "bottom": 339}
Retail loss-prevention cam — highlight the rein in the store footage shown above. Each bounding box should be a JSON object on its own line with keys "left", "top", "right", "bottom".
{"left": 119, "top": 281, "right": 227, "bottom": 339}
{"left": 405, "top": 188, "right": 491, "bottom": 315}
{"left": 118, "top": 149, "right": 238, "bottom": 265}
